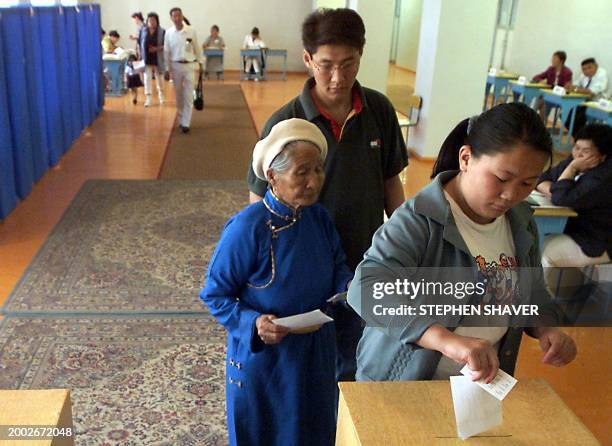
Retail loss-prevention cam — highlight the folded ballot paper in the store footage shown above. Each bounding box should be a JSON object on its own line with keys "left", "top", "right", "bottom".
{"left": 271, "top": 309, "right": 333, "bottom": 331}
{"left": 450, "top": 366, "right": 517, "bottom": 440}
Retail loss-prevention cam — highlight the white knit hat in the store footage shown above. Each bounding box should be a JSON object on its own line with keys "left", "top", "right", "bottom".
{"left": 252, "top": 118, "right": 328, "bottom": 180}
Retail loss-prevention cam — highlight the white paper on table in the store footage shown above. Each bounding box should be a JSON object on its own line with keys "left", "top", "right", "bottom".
{"left": 450, "top": 375, "right": 502, "bottom": 440}
{"left": 460, "top": 365, "right": 518, "bottom": 401}
{"left": 271, "top": 309, "right": 333, "bottom": 330}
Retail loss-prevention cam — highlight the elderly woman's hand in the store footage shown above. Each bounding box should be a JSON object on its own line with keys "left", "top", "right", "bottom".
{"left": 256, "top": 314, "right": 290, "bottom": 345}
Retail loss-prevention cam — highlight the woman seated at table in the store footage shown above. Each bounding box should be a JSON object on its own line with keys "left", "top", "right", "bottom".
{"left": 536, "top": 124, "right": 612, "bottom": 293}
{"left": 531, "top": 50, "right": 572, "bottom": 120}
{"left": 200, "top": 118, "right": 352, "bottom": 446}
{"left": 202, "top": 25, "right": 225, "bottom": 80}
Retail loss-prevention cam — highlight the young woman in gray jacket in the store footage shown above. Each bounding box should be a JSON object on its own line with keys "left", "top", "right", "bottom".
{"left": 348, "top": 103, "right": 576, "bottom": 383}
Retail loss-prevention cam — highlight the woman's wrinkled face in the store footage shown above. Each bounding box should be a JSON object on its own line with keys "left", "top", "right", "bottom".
{"left": 458, "top": 143, "right": 549, "bottom": 223}
{"left": 268, "top": 142, "right": 325, "bottom": 208}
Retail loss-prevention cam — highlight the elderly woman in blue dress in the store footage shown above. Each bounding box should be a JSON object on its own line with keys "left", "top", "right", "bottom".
{"left": 201, "top": 118, "right": 352, "bottom": 446}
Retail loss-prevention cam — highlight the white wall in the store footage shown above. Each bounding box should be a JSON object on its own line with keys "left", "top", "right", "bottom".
{"left": 353, "top": 0, "right": 394, "bottom": 94}
{"left": 409, "top": 0, "right": 497, "bottom": 157}
{"left": 395, "top": 0, "right": 421, "bottom": 72}
{"left": 502, "top": 0, "right": 612, "bottom": 81}
{"left": 98, "top": 0, "right": 313, "bottom": 71}
{"left": 315, "top": 0, "right": 346, "bottom": 8}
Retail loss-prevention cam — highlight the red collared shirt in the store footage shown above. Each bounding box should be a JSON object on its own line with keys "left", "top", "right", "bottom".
{"left": 310, "top": 88, "right": 363, "bottom": 141}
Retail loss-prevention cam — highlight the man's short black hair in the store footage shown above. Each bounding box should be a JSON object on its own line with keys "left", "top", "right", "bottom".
{"left": 576, "top": 124, "right": 612, "bottom": 156}
{"left": 302, "top": 8, "right": 366, "bottom": 55}
{"left": 169, "top": 7, "right": 182, "bottom": 16}
{"left": 212, "top": 25, "right": 220, "bottom": 32}
{"left": 131, "top": 12, "right": 144, "bottom": 21}
{"left": 581, "top": 57, "right": 597, "bottom": 66}
{"left": 251, "top": 27, "right": 259, "bottom": 35}
{"left": 553, "top": 50, "right": 567, "bottom": 63}
{"left": 109, "top": 30, "right": 120, "bottom": 38}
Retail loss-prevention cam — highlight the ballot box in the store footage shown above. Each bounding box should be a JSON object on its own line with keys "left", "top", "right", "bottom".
{"left": 336, "top": 379, "right": 598, "bottom": 445}
{"left": 0, "top": 389, "right": 75, "bottom": 446}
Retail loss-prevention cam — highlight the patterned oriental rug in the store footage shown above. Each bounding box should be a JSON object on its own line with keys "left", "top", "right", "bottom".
{"left": 0, "top": 315, "right": 228, "bottom": 445}
{"left": 1, "top": 180, "right": 247, "bottom": 314}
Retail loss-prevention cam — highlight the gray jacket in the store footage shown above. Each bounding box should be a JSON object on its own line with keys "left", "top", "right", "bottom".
{"left": 139, "top": 26, "right": 165, "bottom": 72}
{"left": 347, "top": 171, "right": 560, "bottom": 381}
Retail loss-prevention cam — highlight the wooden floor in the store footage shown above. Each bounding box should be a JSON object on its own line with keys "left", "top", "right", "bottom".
{"left": 0, "top": 66, "right": 609, "bottom": 443}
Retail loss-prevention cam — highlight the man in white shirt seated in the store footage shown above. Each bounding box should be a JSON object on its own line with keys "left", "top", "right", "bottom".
{"left": 564, "top": 57, "right": 609, "bottom": 137}
{"left": 163, "top": 7, "right": 202, "bottom": 133}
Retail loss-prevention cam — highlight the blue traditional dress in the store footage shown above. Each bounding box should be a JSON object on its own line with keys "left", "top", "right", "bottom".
{"left": 201, "top": 189, "right": 352, "bottom": 446}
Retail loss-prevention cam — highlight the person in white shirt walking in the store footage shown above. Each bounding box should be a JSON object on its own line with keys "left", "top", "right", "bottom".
{"left": 242, "top": 27, "right": 266, "bottom": 81}
{"left": 164, "top": 7, "right": 202, "bottom": 133}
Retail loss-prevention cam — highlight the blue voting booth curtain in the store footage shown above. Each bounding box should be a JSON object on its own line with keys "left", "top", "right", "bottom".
{"left": 0, "top": 5, "right": 102, "bottom": 220}
{"left": 0, "top": 21, "right": 18, "bottom": 218}
{"left": 0, "top": 8, "right": 35, "bottom": 201}
{"left": 21, "top": 9, "right": 50, "bottom": 183}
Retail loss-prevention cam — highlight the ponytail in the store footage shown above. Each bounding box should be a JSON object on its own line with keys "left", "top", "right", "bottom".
{"left": 431, "top": 103, "right": 552, "bottom": 179}
{"left": 431, "top": 118, "right": 469, "bottom": 178}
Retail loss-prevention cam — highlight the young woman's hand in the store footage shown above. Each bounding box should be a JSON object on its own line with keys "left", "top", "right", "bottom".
{"left": 417, "top": 325, "right": 499, "bottom": 383}
{"left": 256, "top": 314, "right": 290, "bottom": 345}
{"left": 441, "top": 334, "right": 500, "bottom": 383}
{"left": 535, "top": 327, "right": 577, "bottom": 366}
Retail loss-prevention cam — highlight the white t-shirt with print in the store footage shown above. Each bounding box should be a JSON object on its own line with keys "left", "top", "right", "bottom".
{"left": 433, "top": 192, "right": 517, "bottom": 379}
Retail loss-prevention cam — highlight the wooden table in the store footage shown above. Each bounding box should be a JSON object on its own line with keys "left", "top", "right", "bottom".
{"left": 0, "top": 389, "right": 74, "bottom": 445}
{"left": 532, "top": 206, "right": 578, "bottom": 250}
{"left": 541, "top": 90, "right": 590, "bottom": 150}
{"left": 584, "top": 101, "right": 612, "bottom": 126}
{"left": 337, "top": 379, "right": 599, "bottom": 445}
{"left": 484, "top": 73, "right": 518, "bottom": 110}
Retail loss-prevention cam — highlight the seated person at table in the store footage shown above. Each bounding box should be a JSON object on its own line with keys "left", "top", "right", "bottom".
{"left": 201, "top": 118, "right": 352, "bottom": 446}
{"left": 536, "top": 124, "right": 612, "bottom": 294}
{"left": 347, "top": 102, "right": 576, "bottom": 383}
{"left": 242, "top": 27, "right": 266, "bottom": 80}
{"left": 563, "top": 58, "right": 609, "bottom": 136}
{"left": 101, "top": 30, "right": 121, "bottom": 54}
{"left": 533, "top": 50, "right": 573, "bottom": 87}
{"left": 531, "top": 50, "right": 572, "bottom": 120}
{"left": 202, "top": 25, "right": 225, "bottom": 79}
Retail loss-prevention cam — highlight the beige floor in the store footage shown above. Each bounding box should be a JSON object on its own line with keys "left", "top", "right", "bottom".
{"left": 0, "top": 66, "right": 609, "bottom": 444}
